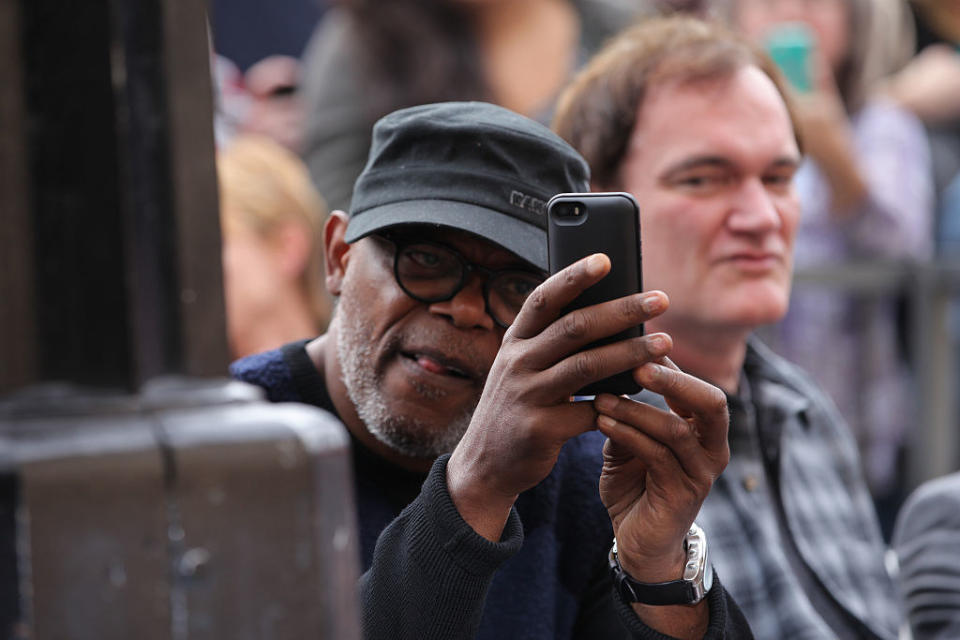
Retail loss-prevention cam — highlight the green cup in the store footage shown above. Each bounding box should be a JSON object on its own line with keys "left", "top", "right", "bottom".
{"left": 765, "top": 22, "right": 814, "bottom": 93}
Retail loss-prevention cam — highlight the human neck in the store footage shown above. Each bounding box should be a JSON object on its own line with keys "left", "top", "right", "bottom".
{"left": 468, "top": 0, "right": 579, "bottom": 116}
{"left": 648, "top": 318, "right": 750, "bottom": 395}
{"left": 230, "top": 292, "right": 319, "bottom": 359}
{"left": 312, "top": 324, "right": 435, "bottom": 474}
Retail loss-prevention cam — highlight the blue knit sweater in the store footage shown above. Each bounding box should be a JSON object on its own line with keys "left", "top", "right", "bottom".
{"left": 231, "top": 340, "right": 744, "bottom": 640}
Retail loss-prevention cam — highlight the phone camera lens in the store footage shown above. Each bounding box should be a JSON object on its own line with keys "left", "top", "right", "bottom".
{"left": 556, "top": 202, "right": 585, "bottom": 217}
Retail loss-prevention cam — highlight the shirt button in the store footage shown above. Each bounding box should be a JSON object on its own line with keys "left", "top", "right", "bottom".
{"left": 742, "top": 475, "right": 760, "bottom": 492}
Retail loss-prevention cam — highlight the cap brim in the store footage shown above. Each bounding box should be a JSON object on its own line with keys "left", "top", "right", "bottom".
{"left": 345, "top": 199, "right": 547, "bottom": 271}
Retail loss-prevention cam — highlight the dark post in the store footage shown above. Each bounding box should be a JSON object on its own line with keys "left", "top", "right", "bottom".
{"left": 0, "top": 0, "right": 361, "bottom": 637}
{"left": 0, "top": 0, "right": 36, "bottom": 393}
{"left": 1, "top": 0, "right": 227, "bottom": 393}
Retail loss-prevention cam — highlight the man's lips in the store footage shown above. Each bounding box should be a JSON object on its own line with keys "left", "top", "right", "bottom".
{"left": 399, "top": 349, "right": 478, "bottom": 381}
{"left": 719, "top": 251, "right": 783, "bottom": 269}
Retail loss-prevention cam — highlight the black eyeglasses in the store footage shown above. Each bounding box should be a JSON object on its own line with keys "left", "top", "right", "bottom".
{"left": 376, "top": 235, "right": 544, "bottom": 328}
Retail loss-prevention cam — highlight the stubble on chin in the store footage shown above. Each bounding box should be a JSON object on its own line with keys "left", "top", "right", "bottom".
{"left": 335, "top": 296, "right": 476, "bottom": 459}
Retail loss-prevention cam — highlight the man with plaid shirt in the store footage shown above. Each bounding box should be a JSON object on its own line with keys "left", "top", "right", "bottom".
{"left": 554, "top": 16, "right": 899, "bottom": 639}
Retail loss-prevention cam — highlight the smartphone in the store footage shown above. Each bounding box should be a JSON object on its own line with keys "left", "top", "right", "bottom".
{"left": 547, "top": 192, "right": 643, "bottom": 396}
{"left": 765, "top": 22, "right": 814, "bottom": 94}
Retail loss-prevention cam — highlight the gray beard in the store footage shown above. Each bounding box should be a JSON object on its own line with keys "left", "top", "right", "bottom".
{"left": 335, "top": 299, "right": 475, "bottom": 459}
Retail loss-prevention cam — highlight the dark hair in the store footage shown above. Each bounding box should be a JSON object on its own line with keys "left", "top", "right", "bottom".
{"left": 827, "top": 0, "right": 871, "bottom": 113}
{"left": 343, "top": 0, "right": 489, "bottom": 118}
{"left": 553, "top": 15, "right": 800, "bottom": 188}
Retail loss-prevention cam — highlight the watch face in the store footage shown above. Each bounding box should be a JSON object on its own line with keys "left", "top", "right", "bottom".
{"left": 703, "top": 558, "right": 714, "bottom": 594}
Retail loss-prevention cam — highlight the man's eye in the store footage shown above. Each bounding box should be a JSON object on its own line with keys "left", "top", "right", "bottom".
{"left": 676, "top": 174, "right": 731, "bottom": 190}
{"left": 497, "top": 274, "right": 541, "bottom": 302}
{"left": 405, "top": 249, "right": 444, "bottom": 269}
{"left": 763, "top": 172, "right": 795, "bottom": 188}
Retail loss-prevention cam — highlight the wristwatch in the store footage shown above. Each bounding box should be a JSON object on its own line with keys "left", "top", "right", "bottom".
{"left": 608, "top": 522, "right": 714, "bottom": 606}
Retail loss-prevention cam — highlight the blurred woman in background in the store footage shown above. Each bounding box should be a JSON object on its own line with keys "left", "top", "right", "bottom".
{"left": 299, "top": 0, "right": 640, "bottom": 212}
{"left": 881, "top": 0, "right": 960, "bottom": 253}
{"left": 730, "top": 0, "right": 934, "bottom": 506}
{"left": 218, "top": 135, "right": 332, "bottom": 359}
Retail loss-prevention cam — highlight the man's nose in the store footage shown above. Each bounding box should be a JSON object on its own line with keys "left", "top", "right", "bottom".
{"left": 428, "top": 274, "right": 496, "bottom": 331}
{"left": 726, "top": 177, "right": 782, "bottom": 234}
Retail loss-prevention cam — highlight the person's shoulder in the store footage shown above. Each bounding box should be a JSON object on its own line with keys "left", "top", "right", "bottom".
{"left": 229, "top": 344, "right": 299, "bottom": 403}
{"left": 746, "top": 337, "right": 858, "bottom": 438}
{"left": 303, "top": 5, "right": 354, "bottom": 48}
{"left": 229, "top": 345, "right": 285, "bottom": 381}
{"left": 856, "top": 97, "right": 919, "bottom": 123}
{"left": 901, "top": 472, "right": 960, "bottom": 521}
{"left": 855, "top": 97, "right": 928, "bottom": 144}
{"left": 300, "top": 5, "right": 361, "bottom": 86}
{"left": 894, "top": 472, "right": 960, "bottom": 557}
{"left": 746, "top": 337, "right": 830, "bottom": 402}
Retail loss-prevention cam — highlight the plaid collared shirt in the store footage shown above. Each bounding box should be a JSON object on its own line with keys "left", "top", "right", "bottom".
{"left": 636, "top": 338, "right": 900, "bottom": 639}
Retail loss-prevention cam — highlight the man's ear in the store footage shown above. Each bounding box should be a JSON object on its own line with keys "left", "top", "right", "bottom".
{"left": 324, "top": 210, "right": 351, "bottom": 296}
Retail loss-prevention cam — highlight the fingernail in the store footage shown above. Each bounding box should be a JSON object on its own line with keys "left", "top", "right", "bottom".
{"left": 597, "top": 415, "right": 617, "bottom": 429}
{"left": 648, "top": 334, "right": 669, "bottom": 352}
{"left": 586, "top": 254, "right": 608, "bottom": 277}
{"left": 595, "top": 393, "right": 617, "bottom": 412}
{"left": 641, "top": 292, "right": 664, "bottom": 314}
{"left": 640, "top": 362, "right": 663, "bottom": 381}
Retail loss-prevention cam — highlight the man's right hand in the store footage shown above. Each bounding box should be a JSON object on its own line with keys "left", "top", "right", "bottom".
{"left": 446, "top": 253, "right": 672, "bottom": 540}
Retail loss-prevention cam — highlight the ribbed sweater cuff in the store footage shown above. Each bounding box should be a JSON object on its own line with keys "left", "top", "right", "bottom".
{"left": 421, "top": 454, "right": 524, "bottom": 576}
{"left": 359, "top": 455, "right": 525, "bottom": 638}
{"left": 613, "top": 574, "right": 730, "bottom": 640}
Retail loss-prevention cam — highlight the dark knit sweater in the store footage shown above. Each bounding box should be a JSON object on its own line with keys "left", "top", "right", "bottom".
{"left": 231, "top": 340, "right": 751, "bottom": 640}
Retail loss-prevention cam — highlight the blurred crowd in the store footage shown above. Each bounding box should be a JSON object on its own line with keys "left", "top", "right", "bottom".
{"left": 208, "top": 0, "right": 960, "bottom": 522}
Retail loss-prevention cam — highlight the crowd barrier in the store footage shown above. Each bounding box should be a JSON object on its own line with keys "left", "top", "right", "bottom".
{"left": 787, "top": 260, "right": 960, "bottom": 491}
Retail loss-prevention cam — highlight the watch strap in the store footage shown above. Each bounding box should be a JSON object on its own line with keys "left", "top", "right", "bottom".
{"left": 612, "top": 570, "right": 698, "bottom": 606}
{"left": 608, "top": 522, "right": 713, "bottom": 606}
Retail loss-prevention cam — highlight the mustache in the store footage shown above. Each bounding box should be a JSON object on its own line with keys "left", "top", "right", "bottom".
{"left": 391, "top": 326, "right": 491, "bottom": 385}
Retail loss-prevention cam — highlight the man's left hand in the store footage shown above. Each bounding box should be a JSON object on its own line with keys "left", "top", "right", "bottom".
{"left": 594, "top": 356, "right": 730, "bottom": 638}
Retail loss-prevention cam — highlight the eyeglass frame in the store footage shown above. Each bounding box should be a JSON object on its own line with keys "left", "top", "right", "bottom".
{"left": 373, "top": 233, "right": 546, "bottom": 328}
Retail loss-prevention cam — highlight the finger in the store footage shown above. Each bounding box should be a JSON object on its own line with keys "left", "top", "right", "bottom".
{"left": 600, "top": 436, "right": 648, "bottom": 511}
{"left": 595, "top": 394, "right": 722, "bottom": 483}
{"left": 521, "top": 290, "right": 668, "bottom": 371}
{"left": 658, "top": 356, "right": 680, "bottom": 371}
{"left": 498, "top": 402, "right": 597, "bottom": 452}
{"left": 540, "top": 332, "right": 672, "bottom": 396}
{"left": 557, "top": 400, "right": 602, "bottom": 441}
{"left": 646, "top": 357, "right": 692, "bottom": 419}
{"left": 602, "top": 432, "right": 643, "bottom": 469}
{"left": 596, "top": 412, "right": 700, "bottom": 508}
{"left": 632, "top": 363, "right": 730, "bottom": 454}
{"left": 597, "top": 412, "right": 681, "bottom": 476}
{"left": 508, "top": 254, "right": 610, "bottom": 341}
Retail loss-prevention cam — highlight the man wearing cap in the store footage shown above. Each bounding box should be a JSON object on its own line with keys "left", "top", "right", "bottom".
{"left": 232, "top": 101, "right": 751, "bottom": 639}
{"left": 553, "top": 16, "right": 899, "bottom": 640}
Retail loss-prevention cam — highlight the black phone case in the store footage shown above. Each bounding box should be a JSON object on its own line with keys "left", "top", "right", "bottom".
{"left": 547, "top": 192, "right": 643, "bottom": 396}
